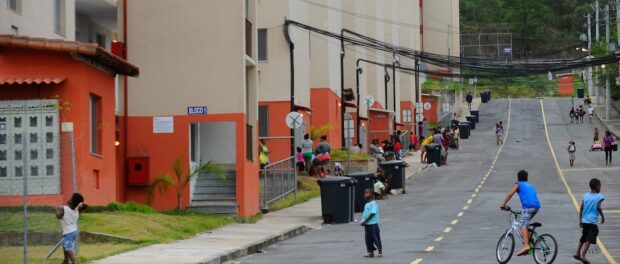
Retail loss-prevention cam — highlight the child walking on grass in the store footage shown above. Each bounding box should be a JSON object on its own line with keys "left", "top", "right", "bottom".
{"left": 574, "top": 179, "right": 605, "bottom": 264}
{"left": 360, "top": 188, "right": 382, "bottom": 258}
{"left": 56, "top": 193, "right": 87, "bottom": 264}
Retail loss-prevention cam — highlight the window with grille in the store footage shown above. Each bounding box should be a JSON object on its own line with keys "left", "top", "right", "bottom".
{"left": 7, "top": 0, "right": 21, "bottom": 13}
{"left": 258, "top": 105, "right": 269, "bottom": 137}
{"left": 90, "top": 94, "right": 102, "bottom": 155}
{"left": 402, "top": 109, "right": 412, "bottom": 123}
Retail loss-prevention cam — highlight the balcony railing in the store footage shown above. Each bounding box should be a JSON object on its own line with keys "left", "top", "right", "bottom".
{"left": 245, "top": 19, "right": 252, "bottom": 57}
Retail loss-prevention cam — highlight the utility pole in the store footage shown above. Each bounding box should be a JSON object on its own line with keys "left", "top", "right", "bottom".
{"left": 596, "top": 0, "right": 600, "bottom": 43}
{"left": 617, "top": 0, "right": 620, "bottom": 45}
{"left": 606, "top": 76, "right": 610, "bottom": 120}
{"left": 606, "top": 5, "right": 610, "bottom": 45}
{"left": 588, "top": 13, "right": 592, "bottom": 50}
{"left": 588, "top": 13, "right": 594, "bottom": 97}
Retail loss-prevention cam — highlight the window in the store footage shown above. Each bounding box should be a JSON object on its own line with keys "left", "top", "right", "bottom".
{"left": 96, "top": 33, "right": 106, "bottom": 48}
{"left": 11, "top": 25, "right": 18, "bottom": 35}
{"left": 0, "top": 167, "right": 6, "bottom": 177}
{"left": 46, "top": 149, "right": 54, "bottom": 159}
{"left": 46, "top": 132, "right": 53, "bottom": 143}
{"left": 53, "top": 0, "right": 65, "bottom": 35}
{"left": 258, "top": 105, "right": 269, "bottom": 137}
{"left": 29, "top": 116, "right": 37, "bottom": 127}
{"left": 246, "top": 124, "right": 253, "bottom": 161}
{"left": 30, "top": 133, "right": 37, "bottom": 143}
{"left": 46, "top": 116, "right": 53, "bottom": 127}
{"left": 258, "top": 29, "right": 268, "bottom": 62}
{"left": 90, "top": 94, "right": 102, "bottom": 155}
{"left": 402, "top": 109, "right": 412, "bottom": 123}
{"left": 7, "top": 0, "right": 20, "bottom": 13}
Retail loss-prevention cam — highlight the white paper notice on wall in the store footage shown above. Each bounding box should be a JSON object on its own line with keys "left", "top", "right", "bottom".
{"left": 153, "top": 117, "right": 174, "bottom": 134}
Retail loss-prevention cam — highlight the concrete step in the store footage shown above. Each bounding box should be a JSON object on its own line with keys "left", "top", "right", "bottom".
{"left": 188, "top": 200, "right": 238, "bottom": 215}
{"left": 195, "top": 178, "right": 236, "bottom": 187}
{"left": 194, "top": 186, "right": 236, "bottom": 194}
{"left": 193, "top": 192, "right": 236, "bottom": 200}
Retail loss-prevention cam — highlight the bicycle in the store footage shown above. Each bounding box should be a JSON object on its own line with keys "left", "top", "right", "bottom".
{"left": 496, "top": 206, "right": 558, "bottom": 264}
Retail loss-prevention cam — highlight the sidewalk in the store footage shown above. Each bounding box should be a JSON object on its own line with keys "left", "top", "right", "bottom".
{"left": 94, "top": 153, "right": 427, "bottom": 264}
{"left": 458, "top": 97, "right": 482, "bottom": 121}
{"left": 591, "top": 96, "right": 620, "bottom": 137}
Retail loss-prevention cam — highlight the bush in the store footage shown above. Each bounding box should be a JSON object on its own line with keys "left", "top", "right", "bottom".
{"left": 84, "top": 202, "right": 156, "bottom": 214}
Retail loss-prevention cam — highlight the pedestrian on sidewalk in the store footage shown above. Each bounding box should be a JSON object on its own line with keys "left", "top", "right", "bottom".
{"left": 500, "top": 170, "right": 541, "bottom": 257}
{"left": 409, "top": 133, "right": 418, "bottom": 152}
{"left": 301, "top": 134, "right": 313, "bottom": 174}
{"left": 296, "top": 147, "right": 306, "bottom": 175}
{"left": 466, "top": 93, "right": 473, "bottom": 109}
{"left": 587, "top": 105, "right": 594, "bottom": 123}
{"left": 574, "top": 178, "right": 605, "bottom": 264}
{"left": 603, "top": 131, "right": 615, "bottom": 165}
{"left": 570, "top": 108, "right": 576, "bottom": 124}
{"left": 594, "top": 128, "right": 600, "bottom": 142}
{"left": 394, "top": 138, "right": 402, "bottom": 160}
{"left": 361, "top": 188, "right": 382, "bottom": 258}
{"left": 56, "top": 193, "right": 88, "bottom": 264}
{"left": 259, "top": 139, "right": 270, "bottom": 169}
{"left": 568, "top": 141, "right": 576, "bottom": 167}
{"left": 451, "top": 112, "right": 459, "bottom": 127}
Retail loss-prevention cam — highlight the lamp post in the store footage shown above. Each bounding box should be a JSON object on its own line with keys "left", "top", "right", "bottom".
{"left": 602, "top": 64, "right": 610, "bottom": 120}
{"left": 392, "top": 53, "right": 400, "bottom": 128}
{"left": 355, "top": 62, "right": 363, "bottom": 144}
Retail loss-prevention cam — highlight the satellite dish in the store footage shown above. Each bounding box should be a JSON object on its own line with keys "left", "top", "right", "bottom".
{"left": 285, "top": 112, "right": 303, "bottom": 129}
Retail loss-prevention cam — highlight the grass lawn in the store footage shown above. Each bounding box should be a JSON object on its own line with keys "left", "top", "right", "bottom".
{"left": 0, "top": 204, "right": 246, "bottom": 263}
{"left": 269, "top": 176, "right": 320, "bottom": 211}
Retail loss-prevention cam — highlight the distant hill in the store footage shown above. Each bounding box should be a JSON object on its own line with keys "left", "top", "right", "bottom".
{"left": 460, "top": 0, "right": 605, "bottom": 59}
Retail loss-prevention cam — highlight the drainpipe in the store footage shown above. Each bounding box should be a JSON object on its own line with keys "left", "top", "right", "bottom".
{"left": 384, "top": 65, "right": 390, "bottom": 110}
{"left": 340, "top": 29, "right": 346, "bottom": 148}
{"left": 355, "top": 60, "right": 362, "bottom": 145}
{"left": 122, "top": 0, "right": 128, "bottom": 201}
{"left": 284, "top": 20, "right": 295, "bottom": 156}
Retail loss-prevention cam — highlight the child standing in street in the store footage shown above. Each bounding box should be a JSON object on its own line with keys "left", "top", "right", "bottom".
{"left": 574, "top": 178, "right": 605, "bottom": 264}
{"left": 295, "top": 147, "right": 306, "bottom": 175}
{"left": 360, "top": 188, "right": 382, "bottom": 258}
{"left": 568, "top": 141, "right": 576, "bottom": 167}
{"left": 500, "top": 170, "right": 541, "bottom": 256}
{"left": 56, "top": 193, "right": 87, "bottom": 264}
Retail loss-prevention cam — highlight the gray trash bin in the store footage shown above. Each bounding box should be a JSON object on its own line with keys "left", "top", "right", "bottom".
{"left": 346, "top": 172, "right": 377, "bottom": 212}
{"left": 425, "top": 143, "right": 442, "bottom": 166}
{"left": 466, "top": 116, "right": 476, "bottom": 130}
{"left": 379, "top": 160, "right": 406, "bottom": 190}
{"left": 470, "top": 110, "right": 479, "bottom": 123}
{"left": 318, "top": 177, "right": 356, "bottom": 224}
{"left": 459, "top": 121, "right": 470, "bottom": 139}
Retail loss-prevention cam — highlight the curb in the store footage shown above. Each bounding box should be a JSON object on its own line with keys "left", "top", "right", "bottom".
{"left": 201, "top": 225, "right": 312, "bottom": 264}
{"left": 405, "top": 163, "right": 428, "bottom": 180}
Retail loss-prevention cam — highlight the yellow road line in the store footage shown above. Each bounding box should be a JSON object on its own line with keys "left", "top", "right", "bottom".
{"left": 425, "top": 246, "right": 435, "bottom": 252}
{"left": 410, "top": 259, "right": 423, "bottom": 264}
{"left": 607, "top": 210, "right": 620, "bottom": 214}
{"left": 540, "top": 99, "right": 617, "bottom": 264}
{"left": 475, "top": 188, "right": 480, "bottom": 193}
{"left": 561, "top": 167, "right": 620, "bottom": 172}
{"left": 444, "top": 227, "right": 452, "bottom": 233}
{"left": 458, "top": 212, "right": 464, "bottom": 217}
{"left": 434, "top": 236, "right": 444, "bottom": 242}
{"left": 471, "top": 194, "right": 477, "bottom": 198}
{"left": 451, "top": 220, "right": 458, "bottom": 225}
{"left": 467, "top": 199, "right": 473, "bottom": 204}
{"left": 463, "top": 205, "right": 469, "bottom": 210}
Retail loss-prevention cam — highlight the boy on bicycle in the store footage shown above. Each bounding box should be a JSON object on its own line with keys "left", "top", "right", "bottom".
{"left": 500, "top": 170, "right": 541, "bottom": 256}
{"left": 574, "top": 178, "right": 605, "bottom": 264}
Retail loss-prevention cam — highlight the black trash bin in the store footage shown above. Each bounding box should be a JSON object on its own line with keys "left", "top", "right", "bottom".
{"left": 459, "top": 121, "right": 470, "bottom": 139}
{"left": 577, "top": 88, "right": 585, "bottom": 99}
{"left": 470, "top": 110, "right": 479, "bottom": 123}
{"left": 487, "top": 91, "right": 492, "bottom": 102}
{"left": 466, "top": 116, "right": 476, "bottom": 130}
{"left": 346, "top": 172, "right": 377, "bottom": 212}
{"left": 379, "top": 160, "right": 406, "bottom": 190}
{"left": 317, "top": 177, "right": 355, "bottom": 224}
{"left": 425, "top": 143, "right": 442, "bottom": 166}
{"left": 480, "top": 92, "right": 488, "bottom": 103}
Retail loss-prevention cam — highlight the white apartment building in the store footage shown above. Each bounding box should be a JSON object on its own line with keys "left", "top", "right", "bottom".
{"left": 1, "top": 0, "right": 118, "bottom": 50}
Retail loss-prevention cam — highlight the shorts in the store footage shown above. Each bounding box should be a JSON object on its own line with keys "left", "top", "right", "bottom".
{"left": 569, "top": 151, "right": 575, "bottom": 160}
{"left": 303, "top": 152, "right": 313, "bottom": 160}
{"left": 440, "top": 147, "right": 446, "bottom": 157}
{"left": 62, "top": 230, "right": 78, "bottom": 251}
{"left": 580, "top": 223, "right": 599, "bottom": 244}
{"left": 519, "top": 208, "right": 539, "bottom": 228}
{"left": 296, "top": 161, "right": 305, "bottom": 170}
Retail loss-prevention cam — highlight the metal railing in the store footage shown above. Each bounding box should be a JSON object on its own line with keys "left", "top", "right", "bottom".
{"left": 260, "top": 156, "right": 297, "bottom": 210}
{"left": 399, "top": 130, "right": 411, "bottom": 157}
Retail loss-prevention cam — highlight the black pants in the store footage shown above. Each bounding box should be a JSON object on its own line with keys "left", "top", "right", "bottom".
{"left": 364, "top": 224, "right": 382, "bottom": 253}
{"left": 605, "top": 147, "right": 613, "bottom": 163}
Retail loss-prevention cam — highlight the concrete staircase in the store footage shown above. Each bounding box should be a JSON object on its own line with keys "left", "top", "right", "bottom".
{"left": 188, "top": 167, "right": 238, "bottom": 215}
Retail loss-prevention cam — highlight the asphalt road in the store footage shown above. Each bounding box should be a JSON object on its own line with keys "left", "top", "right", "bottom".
{"left": 234, "top": 99, "right": 617, "bottom": 264}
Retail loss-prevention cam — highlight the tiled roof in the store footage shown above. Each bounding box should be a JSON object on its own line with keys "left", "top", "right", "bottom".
{"left": 0, "top": 35, "right": 139, "bottom": 77}
{"left": 0, "top": 76, "right": 65, "bottom": 85}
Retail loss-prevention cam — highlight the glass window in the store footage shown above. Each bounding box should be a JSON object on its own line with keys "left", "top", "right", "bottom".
{"left": 30, "top": 149, "right": 38, "bottom": 160}
{"left": 0, "top": 150, "right": 6, "bottom": 161}
{"left": 258, "top": 105, "right": 269, "bottom": 137}
{"left": 46, "top": 149, "right": 54, "bottom": 160}
{"left": 30, "top": 116, "right": 37, "bottom": 127}
{"left": 15, "top": 166, "right": 22, "bottom": 177}
{"left": 30, "top": 166, "right": 38, "bottom": 177}
{"left": 14, "top": 134, "right": 22, "bottom": 144}
{"left": 46, "top": 165, "right": 54, "bottom": 176}
{"left": 15, "top": 150, "right": 22, "bottom": 160}
{"left": 0, "top": 167, "right": 6, "bottom": 177}
{"left": 53, "top": 0, "right": 66, "bottom": 35}
{"left": 0, "top": 134, "right": 6, "bottom": 144}
{"left": 90, "top": 94, "right": 102, "bottom": 155}
{"left": 258, "top": 29, "right": 268, "bottom": 62}
{"left": 14, "top": 117, "right": 22, "bottom": 128}
{"left": 46, "top": 132, "right": 54, "bottom": 143}
{"left": 30, "top": 133, "right": 37, "bottom": 144}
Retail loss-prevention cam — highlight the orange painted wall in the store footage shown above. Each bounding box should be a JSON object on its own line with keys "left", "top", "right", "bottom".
{"left": 0, "top": 47, "right": 118, "bottom": 206}
{"left": 258, "top": 101, "right": 308, "bottom": 163}
{"left": 368, "top": 109, "right": 391, "bottom": 143}
{"left": 310, "top": 88, "right": 342, "bottom": 149}
{"left": 422, "top": 95, "right": 439, "bottom": 122}
{"left": 124, "top": 114, "right": 259, "bottom": 216}
{"left": 558, "top": 75, "right": 574, "bottom": 96}
{"left": 400, "top": 101, "right": 414, "bottom": 132}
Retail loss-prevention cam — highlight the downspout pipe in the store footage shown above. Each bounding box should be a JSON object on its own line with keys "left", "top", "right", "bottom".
{"left": 284, "top": 20, "right": 295, "bottom": 156}
{"left": 340, "top": 29, "right": 346, "bottom": 148}
{"left": 355, "top": 59, "right": 362, "bottom": 145}
{"left": 122, "top": 0, "right": 128, "bottom": 201}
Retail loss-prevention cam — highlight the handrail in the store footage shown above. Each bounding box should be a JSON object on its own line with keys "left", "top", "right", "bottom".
{"left": 260, "top": 156, "right": 297, "bottom": 210}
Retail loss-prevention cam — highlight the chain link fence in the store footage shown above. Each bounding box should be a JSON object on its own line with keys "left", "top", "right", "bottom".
{"left": 0, "top": 100, "right": 79, "bottom": 264}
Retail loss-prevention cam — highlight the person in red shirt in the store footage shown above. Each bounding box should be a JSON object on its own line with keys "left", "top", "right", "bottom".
{"left": 394, "top": 138, "right": 402, "bottom": 160}
{"left": 410, "top": 133, "right": 417, "bottom": 151}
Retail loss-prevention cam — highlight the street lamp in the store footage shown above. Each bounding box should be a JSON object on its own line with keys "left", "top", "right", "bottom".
{"left": 392, "top": 53, "right": 400, "bottom": 127}
{"left": 356, "top": 64, "right": 363, "bottom": 143}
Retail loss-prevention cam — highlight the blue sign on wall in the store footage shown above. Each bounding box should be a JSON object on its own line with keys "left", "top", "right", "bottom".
{"left": 187, "top": 106, "right": 208, "bottom": 115}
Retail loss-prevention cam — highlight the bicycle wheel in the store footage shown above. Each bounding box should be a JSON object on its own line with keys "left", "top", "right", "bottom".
{"left": 496, "top": 232, "right": 515, "bottom": 264}
{"left": 533, "top": 234, "right": 558, "bottom": 264}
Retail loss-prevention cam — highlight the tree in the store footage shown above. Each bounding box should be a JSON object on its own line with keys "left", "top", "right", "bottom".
{"left": 146, "top": 155, "right": 224, "bottom": 210}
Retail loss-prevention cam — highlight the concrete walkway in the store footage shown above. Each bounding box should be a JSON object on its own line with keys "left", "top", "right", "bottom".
{"left": 94, "top": 153, "right": 427, "bottom": 264}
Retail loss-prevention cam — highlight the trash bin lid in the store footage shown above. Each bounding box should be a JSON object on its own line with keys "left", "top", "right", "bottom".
{"left": 346, "top": 172, "right": 376, "bottom": 179}
{"left": 379, "top": 160, "right": 405, "bottom": 165}
{"left": 460, "top": 121, "right": 470, "bottom": 125}
{"left": 318, "top": 176, "right": 356, "bottom": 186}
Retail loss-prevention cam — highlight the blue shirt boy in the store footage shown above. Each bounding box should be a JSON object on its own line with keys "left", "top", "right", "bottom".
{"left": 362, "top": 200, "right": 379, "bottom": 225}
{"left": 582, "top": 192, "right": 605, "bottom": 224}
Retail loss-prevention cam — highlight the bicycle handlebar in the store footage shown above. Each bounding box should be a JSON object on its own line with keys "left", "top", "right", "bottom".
{"left": 500, "top": 206, "right": 520, "bottom": 215}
